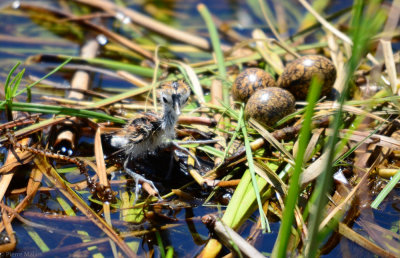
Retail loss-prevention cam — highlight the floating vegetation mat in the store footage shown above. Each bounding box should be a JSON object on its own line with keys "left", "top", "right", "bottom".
{"left": 0, "top": 0, "right": 399, "bottom": 257}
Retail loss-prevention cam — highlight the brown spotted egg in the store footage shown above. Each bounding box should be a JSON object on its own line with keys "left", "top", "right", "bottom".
{"left": 245, "top": 87, "right": 295, "bottom": 126}
{"left": 232, "top": 68, "right": 276, "bottom": 102}
{"left": 277, "top": 55, "right": 336, "bottom": 100}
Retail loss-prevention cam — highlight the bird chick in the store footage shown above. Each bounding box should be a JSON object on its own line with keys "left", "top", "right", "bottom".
{"left": 110, "top": 80, "right": 190, "bottom": 197}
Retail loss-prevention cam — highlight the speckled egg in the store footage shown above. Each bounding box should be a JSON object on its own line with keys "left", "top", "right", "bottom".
{"left": 245, "top": 87, "right": 295, "bottom": 126}
{"left": 277, "top": 55, "right": 336, "bottom": 100}
{"left": 232, "top": 68, "right": 276, "bottom": 102}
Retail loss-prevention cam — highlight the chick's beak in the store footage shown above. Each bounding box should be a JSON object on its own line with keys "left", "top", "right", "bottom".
{"left": 174, "top": 100, "right": 181, "bottom": 115}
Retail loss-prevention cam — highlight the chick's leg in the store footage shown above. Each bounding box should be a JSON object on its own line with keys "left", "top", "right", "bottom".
{"left": 124, "top": 158, "right": 161, "bottom": 204}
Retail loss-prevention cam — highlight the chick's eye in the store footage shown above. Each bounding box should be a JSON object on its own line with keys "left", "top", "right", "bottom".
{"left": 163, "top": 97, "right": 169, "bottom": 103}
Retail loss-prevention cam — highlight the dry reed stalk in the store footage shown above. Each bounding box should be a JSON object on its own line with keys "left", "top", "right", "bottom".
{"left": 211, "top": 79, "right": 225, "bottom": 167}
{"left": 67, "top": 39, "right": 99, "bottom": 99}
{"left": 0, "top": 117, "right": 69, "bottom": 145}
{"left": 381, "top": 40, "right": 399, "bottom": 94}
{"left": 94, "top": 125, "right": 116, "bottom": 253}
{"left": 94, "top": 127, "right": 109, "bottom": 188}
{"left": 117, "top": 70, "right": 149, "bottom": 87}
{"left": 178, "top": 116, "right": 216, "bottom": 126}
{"left": 0, "top": 137, "right": 33, "bottom": 201}
{"left": 216, "top": 179, "right": 241, "bottom": 187}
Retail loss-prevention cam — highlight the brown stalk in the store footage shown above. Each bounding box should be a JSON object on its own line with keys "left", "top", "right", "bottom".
{"left": 26, "top": 165, "right": 44, "bottom": 197}
{"left": 117, "top": 70, "right": 149, "bottom": 87}
{"left": 0, "top": 114, "right": 38, "bottom": 131}
{"left": 94, "top": 128, "right": 109, "bottom": 188}
{"left": 0, "top": 137, "right": 33, "bottom": 201}
{"left": 188, "top": 147, "right": 205, "bottom": 186}
{"left": 216, "top": 179, "right": 241, "bottom": 187}
{"left": 0, "top": 208, "right": 16, "bottom": 253}
{"left": 381, "top": 40, "right": 398, "bottom": 94}
{"left": 67, "top": 39, "right": 99, "bottom": 100}
{"left": 0, "top": 117, "right": 69, "bottom": 145}
{"left": 94, "top": 126, "right": 118, "bottom": 256}
{"left": 0, "top": 167, "right": 42, "bottom": 233}
{"left": 202, "top": 214, "right": 265, "bottom": 258}
{"left": 211, "top": 79, "right": 225, "bottom": 167}
{"left": 178, "top": 116, "right": 216, "bottom": 126}
{"left": 33, "top": 156, "right": 137, "bottom": 257}
{"left": 70, "top": 0, "right": 227, "bottom": 51}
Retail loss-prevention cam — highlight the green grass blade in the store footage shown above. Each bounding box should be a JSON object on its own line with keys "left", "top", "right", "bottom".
{"left": 166, "top": 246, "right": 174, "bottom": 258}
{"left": 222, "top": 105, "right": 269, "bottom": 230}
{"left": 6, "top": 70, "right": 22, "bottom": 100}
{"left": 10, "top": 68, "right": 25, "bottom": 97}
{"left": 4, "top": 62, "right": 21, "bottom": 92}
{"left": 371, "top": 169, "right": 400, "bottom": 209}
{"left": 198, "top": 4, "right": 229, "bottom": 106}
{"left": 155, "top": 231, "right": 166, "bottom": 258}
{"left": 87, "top": 85, "right": 153, "bottom": 109}
{"left": 15, "top": 57, "right": 72, "bottom": 97}
{"left": 0, "top": 102, "right": 125, "bottom": 124}
{"left": 275, "top": 77, "right": 321, "bottom": 257}
{"left": 305, "top": 1, "right": 385, "bottom": 256}
{"left": 196, "top": 145, "right": 225, "bottom": 159}
{"left": 240, "top": 103, "right": 270, "bottom": 232}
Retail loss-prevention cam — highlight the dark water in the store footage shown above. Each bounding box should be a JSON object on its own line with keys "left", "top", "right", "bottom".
{"left": 0, "top": 0, "right": 399, "bottom": 257}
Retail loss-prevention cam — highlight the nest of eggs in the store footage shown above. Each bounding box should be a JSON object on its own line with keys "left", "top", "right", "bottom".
{"left": 232, "top": 55, "right": 336, "bottom": 126}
